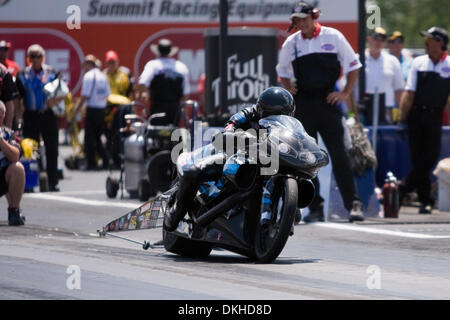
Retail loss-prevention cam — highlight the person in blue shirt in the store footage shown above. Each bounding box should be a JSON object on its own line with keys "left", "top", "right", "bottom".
{"left": 16, "top": 44, "right": 63, "bottom": 192}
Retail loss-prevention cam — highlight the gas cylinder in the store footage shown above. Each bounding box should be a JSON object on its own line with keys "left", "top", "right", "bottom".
{"left": 382, "top": 172, "right": 399, "bottom": 218}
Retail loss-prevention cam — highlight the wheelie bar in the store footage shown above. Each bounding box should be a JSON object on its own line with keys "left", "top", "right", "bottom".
{"left": 97, "top": 229, "right": 153, "bottom": 250}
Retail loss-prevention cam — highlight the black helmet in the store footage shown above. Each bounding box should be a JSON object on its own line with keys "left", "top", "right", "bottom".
{"left": 256, "top": 87, "right": 296, "bottom": 118}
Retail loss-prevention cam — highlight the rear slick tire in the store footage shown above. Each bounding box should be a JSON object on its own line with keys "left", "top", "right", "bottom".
{"left": 162, "top": 228, "right": 212, "bottom": 259}
{"left": 254, "top": 177, "right": 298, "bottom": 263}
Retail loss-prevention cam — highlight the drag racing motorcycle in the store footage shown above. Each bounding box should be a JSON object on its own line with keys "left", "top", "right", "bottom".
{"left": 162, "top": 115, "right": 329, "bottom": 263}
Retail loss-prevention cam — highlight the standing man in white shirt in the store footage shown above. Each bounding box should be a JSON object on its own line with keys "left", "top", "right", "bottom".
{"left": 398, "top": 27, "right": 450, "bottom": 214}
{"left": 276, "top": 1, "right": 364, "bottom": 223}
{"left": 136, "top": 38, "right": 190, "bottom": 125}
{"left": 75, "top": 55, "right": 111, "bottom": 170}
{"left": 363, "top": 27, "right": 405, "bottom": 125}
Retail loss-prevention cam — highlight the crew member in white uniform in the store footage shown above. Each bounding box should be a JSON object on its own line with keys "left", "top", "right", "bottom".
{"left": 137, "top": 38, "right": 190, "bottom": 125}
{"left": 398, "top": 26, "right": 450, "bottom": 214}
{"left": 276, "top": 1, "right": 365, "bottom": 223}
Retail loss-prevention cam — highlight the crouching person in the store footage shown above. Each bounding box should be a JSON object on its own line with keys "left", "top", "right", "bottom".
{"left": 0, "top": 101, "right": 25, "bottom": 225}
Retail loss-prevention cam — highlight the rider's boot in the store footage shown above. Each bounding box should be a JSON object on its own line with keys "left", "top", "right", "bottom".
{"left": 164, "top": 175, "right": 199, "bottom": 232}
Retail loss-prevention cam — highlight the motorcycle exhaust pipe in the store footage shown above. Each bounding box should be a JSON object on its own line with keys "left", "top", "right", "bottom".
{"left": 195, "top": 190, "right": 252, "bottom": 228}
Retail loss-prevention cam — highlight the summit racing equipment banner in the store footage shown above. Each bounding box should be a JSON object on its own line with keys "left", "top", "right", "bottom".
{"left": 0, "top": 0, "right": 358, "bottom": 98}
{"left": 0, "top": 0, "right": 358, "bottom": 23}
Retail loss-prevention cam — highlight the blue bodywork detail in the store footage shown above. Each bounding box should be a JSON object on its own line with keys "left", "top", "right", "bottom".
{"left": 232, "top": 112, "right": 247, "bottom": 124}
{"left": 199, "top": 181, "right": 222, "bottom": 198}
{"left": 223, "top": 163, "right": 240, "bottom": 176}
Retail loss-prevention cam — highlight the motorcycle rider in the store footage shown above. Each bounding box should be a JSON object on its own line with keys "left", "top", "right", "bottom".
{"left": 164, "top": 87, "right": 297, "bottom": 232}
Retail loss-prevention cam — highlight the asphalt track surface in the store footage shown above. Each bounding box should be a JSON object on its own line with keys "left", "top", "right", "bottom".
{"left": 1, "top": 145, "right": 450, "bottom": 300}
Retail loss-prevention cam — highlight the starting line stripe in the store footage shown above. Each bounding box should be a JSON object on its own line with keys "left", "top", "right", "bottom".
{"left": 25, "top": 193, "right": 139, "bottom": 209}
{"left": 315, "top": 222, "right": 450, "bottom": 239}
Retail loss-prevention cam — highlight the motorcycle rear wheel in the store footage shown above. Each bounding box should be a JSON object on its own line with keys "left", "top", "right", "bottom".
{"left": 254, "top": 177, "right": 298, "bottom": 263}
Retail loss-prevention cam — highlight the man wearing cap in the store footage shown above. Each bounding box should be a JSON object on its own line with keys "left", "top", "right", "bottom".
{"left": 0, "top": 40, "right": 20, "bottom": 77}
{"left": 398, "top": 27, "right": 450, "bottom": 214}
{"left": 136, "top": 38, "right": 190, "bottom": 125}
{"left": 362, "top": 27, "right": 405, "bottom": 125}
{"left": 276, "top": 1, "right": 365, "bottom": 222}
{"left": 0, "top": 61, "right": 18, "bottom": 130}
{"left": 104, "top": 50, "right": 130, "bottom": 98}
{"left": 15, "top": 44, "right": 63, "bottom": 192}
{"left": 388, "top": 31, "right": 413, "bottom": 81}
{"left": 103, "top": 50, "right": 131, "bottom": 168}
{"left": 75, "top": 54, "right": 111, "bottom": 170}
{"left": 387, "top": 31, "right": 413, "bottom": 123}
{"left": 0, "top": 41, "right": 20, "bottom": 129}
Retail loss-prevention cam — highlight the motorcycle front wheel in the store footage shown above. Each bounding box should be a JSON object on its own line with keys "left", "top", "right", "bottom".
{"left": 254, "top": 177, "right": 298, "bottom": 263}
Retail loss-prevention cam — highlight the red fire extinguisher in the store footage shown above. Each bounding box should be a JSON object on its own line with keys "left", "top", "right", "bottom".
{"left": 382, "top": 172, "right": 399, "bottom": 218}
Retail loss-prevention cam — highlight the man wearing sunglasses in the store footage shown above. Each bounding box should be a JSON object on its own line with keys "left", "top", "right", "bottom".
{"left": 15, "top": 44, "right": 63, "bottom": 192}
{"left": 276, "top": 1, "right": 365, "bottom": 223}
{"left": 398, "top": 27, "right": 450, "bottom": 214}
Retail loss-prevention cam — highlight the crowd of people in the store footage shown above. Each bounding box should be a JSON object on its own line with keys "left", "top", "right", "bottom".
{"left": 0, "top": 1, "right": 449, "bottom": 226}
{"left": 0, "top": 38, "right": 190, "bottom": 226}
{"left": 276, "top": 2, "right": 449, "bottom": 219}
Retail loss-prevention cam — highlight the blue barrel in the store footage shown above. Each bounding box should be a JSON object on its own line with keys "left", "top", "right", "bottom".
{"left": 21, "top": 159, "right": 39, "bottom": 191}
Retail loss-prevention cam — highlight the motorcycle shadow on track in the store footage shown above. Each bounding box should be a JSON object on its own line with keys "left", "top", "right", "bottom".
{"left": 162, "top": 252, "right": 321, "bottom": 265}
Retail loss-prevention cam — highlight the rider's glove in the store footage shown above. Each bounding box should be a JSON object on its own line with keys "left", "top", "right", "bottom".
{"left": 224, "top": 122, "right": 235, "bottom": 132}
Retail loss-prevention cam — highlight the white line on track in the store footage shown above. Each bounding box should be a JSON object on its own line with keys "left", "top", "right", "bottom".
{"left": 25, "top": 193, "right": 139, "bottom": 209}
{"left": 315, "top": 222, "right": 450, "bottom": 239}
{"left": 51, "top": 190, "right": 106, "bottom": 196}
{"left": 24, "top": 193, "right": 450, "bottom": 239}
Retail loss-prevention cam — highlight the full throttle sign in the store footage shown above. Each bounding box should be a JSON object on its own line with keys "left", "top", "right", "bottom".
{"left": 204, "top": 28, "right": 279, "bottom": 119}
{"left": 211, "top": 53, "right": 270, "bottom": 114}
